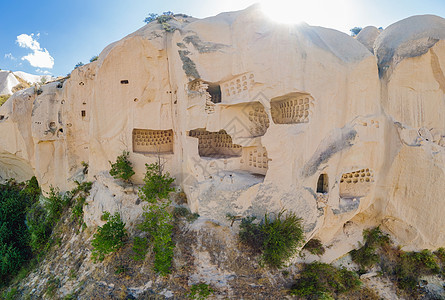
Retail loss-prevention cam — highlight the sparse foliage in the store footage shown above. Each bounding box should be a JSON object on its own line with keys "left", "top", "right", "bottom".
{"left": 350, "top": 27, "right": 362, "bottom": 36}
{"left": 143, "top": 11, "right": 176, "bottom": 32}
{"left": 89, "top": 55, "right": 98, "bottom": 62}
{"left": 74, "top": 62, "right": 84, "bottom": 69}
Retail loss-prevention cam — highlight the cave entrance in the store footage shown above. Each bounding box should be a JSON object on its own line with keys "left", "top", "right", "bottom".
{"left": 316, "top": 173, "right": 328, "bottom": 193}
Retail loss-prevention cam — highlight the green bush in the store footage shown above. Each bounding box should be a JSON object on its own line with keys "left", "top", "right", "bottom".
{"left": 0, "top": 181, "right": 37, "bottom": 285}
{"left": 3, "top": 287, "right": 18, "bottom": 300}
{"left": 132, "top": 236, "right": 148, "bottom": 261}
{"left": 350, "top": 226, "right": 390, "bottom": 271}
{"left": 89, "top": 55, "right": 98, "bottom": 62}
{"left": 302, "top": 239, "right": 325, "bottom": 256}
{"left": 434, "top": 247, "right": 445, "bottom": 263}
{"left": 109, "top": 151, "right": 135, "bottom": 183}
{"left": 138, "top": 202, "right": 174, "bottom": 275}
{"left": 394, "top": 249, "right": 440, "bottom": 292}
{"left": 139, "top": 162, "right": 174, "bottom": 203}
{"left": 91, "top": 212, "right": 127, "bottom": 262}
{"left": 239, "top": 210, "right": 305, "bottom": 268}
{"left": 188, "top": 283, "right": 214, "bottom": 299}
{"left": 290, "top": 262, "right": 361, "bottom": 298}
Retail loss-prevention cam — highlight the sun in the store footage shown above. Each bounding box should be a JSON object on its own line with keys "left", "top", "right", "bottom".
{"left": 260, "top": 0, "right": 354, "bottom": 30}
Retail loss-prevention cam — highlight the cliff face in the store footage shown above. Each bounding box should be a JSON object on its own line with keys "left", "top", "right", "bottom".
{"left": 0, "top": 6, "right": 444, "bottom": 256}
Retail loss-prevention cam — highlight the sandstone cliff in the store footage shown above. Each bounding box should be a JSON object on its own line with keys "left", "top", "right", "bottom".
{"left": 0, "top": 6, "right": 444, "bottom": 262}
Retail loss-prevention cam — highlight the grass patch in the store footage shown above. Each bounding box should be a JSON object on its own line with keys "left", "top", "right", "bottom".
{"left": 188, "top": 283, "right": 214, "bottom": 299}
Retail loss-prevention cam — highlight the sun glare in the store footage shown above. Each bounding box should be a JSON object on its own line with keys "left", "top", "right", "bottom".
{"left": 260, "top": 0, "right": 353, "bottom": 31}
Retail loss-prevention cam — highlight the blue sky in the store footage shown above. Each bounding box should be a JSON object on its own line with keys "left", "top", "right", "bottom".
{"left": 1, "top": 0, "right": 445, "bottom": 77}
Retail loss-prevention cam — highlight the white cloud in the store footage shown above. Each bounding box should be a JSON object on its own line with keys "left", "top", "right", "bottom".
{"left": 22, "top": 49, "right": 54, "bottom": 68}
{"left": 4, "top": 53, "right": 16, "bottom": 60}
{"left": 16, "top": 33, "right": 54, "bottom": 69}
{"left": 16, "top": 34, "right": 40, "bottom": 51}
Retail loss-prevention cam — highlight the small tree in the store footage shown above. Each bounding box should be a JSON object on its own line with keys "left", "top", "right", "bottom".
{"left": 109, "top": 151, "right": 135, "bottom": 183}
{"left": 350, "top": 27, "right": 362, "bottom": 36}
{"left": 89, "top": 55, "right": 98, "bottom": 62}
{"left": 91, "top": 211, "right": 127, "bottom": 262}
{"left": 74, "top": 62, "right": 84, "bottom": 69}
{"left": 139, "top": 162, "right": 174, "bottom": 203}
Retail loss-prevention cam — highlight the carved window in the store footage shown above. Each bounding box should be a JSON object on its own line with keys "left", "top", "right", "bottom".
{"left": 189, "top": 129, "right": 241, "bottom": 158}
{"left": 133, "top": 129, "right": 173, "bottom": 154}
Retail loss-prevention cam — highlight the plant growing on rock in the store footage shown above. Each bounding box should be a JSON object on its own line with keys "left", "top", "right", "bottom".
{"left": 302, "top": 238, "right": 326, "bottom": 256}
{"left": 290, "top": 262, "right": 361, "bottom": 298}
{"left": 138, "top": 201, "right": 175, "bottom": 275}
{"left": 109, "top": 151, "right": 135, "bottom": 183}
{"left": 139, "top": 162, "right": 174, "bottom": 203}
{"left": 91, "top": 211, "right": 127, "bottom": 262}
{"left": 350, "top": 226, "right": 390, "bottom": 271}
{"left": 188, "top": 282, "right": 214, "bottom": 299}
{"left": 137, "top": 161, "right": 176, "bottom": 275}
{"left": 239, "top": 210, "right": 305, "bottom": 268}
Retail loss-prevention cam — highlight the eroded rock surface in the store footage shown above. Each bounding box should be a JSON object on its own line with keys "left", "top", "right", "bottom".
{"left": 0, "top": 6, "right": 444, "bottom": 259}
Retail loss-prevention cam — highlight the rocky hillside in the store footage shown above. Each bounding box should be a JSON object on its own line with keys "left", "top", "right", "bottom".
{"left": 0, "top": 5, "right": 444, "bottom": 299}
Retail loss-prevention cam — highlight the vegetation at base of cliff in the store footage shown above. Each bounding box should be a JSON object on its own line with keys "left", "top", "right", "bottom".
{"left": 136, "top": 162, "right": 176, "bottom": 275}
{"left": 302, "top": 239, "right": 326, "bottom": 256}
{"left": 188, "top": 282, "right": 214, "bottom": 299}
{"left": 239, "top": 210, "right": 305, "bottom": 268}
{"left": 70, "top": 181, "right": 92, "bottom": 230}
{"left": 290, "top": 262, "right": 361, "bottom": 298}
{"left": 91, "top": 211, "right": 128, "bottom": 262}
{"left": 0, "top": 176, "right": 96, "bottom": 290}
{"left": 350, "top": 226, "right": 390, "bottom": 271}
{"left": 132, "top": 236, "right": 148, "bottom": 261}
{"left": 109, "top": 150, "right": 135, "bottom": 183}
{"left": 138, "top": 200, "right": 175, "bottom": 275}
{"left": 139, "top": 161, "right": 174, "bottom": 203}
{"left": 351, "top": 226, "right": 445, "bottom": 296}
{"left": 0, "top": 178, "right": 40, "bottom": 286}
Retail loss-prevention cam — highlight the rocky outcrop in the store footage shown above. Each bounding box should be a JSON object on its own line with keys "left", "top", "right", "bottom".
{"left": 0, "top": 6, "right": 444, "bottom": 258}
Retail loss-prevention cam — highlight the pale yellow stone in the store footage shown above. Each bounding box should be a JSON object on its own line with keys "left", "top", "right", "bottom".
{"left": 0, "top": 7, "right": 443, "bottom": 257}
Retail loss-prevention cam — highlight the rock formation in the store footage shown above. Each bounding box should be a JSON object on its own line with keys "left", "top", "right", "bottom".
{"left": 0, "top": 6, "right": 444, "bottom": 260}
